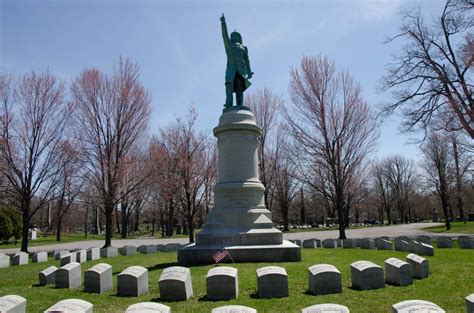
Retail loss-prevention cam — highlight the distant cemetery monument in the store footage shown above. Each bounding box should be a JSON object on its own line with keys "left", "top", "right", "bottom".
{"left": 178, "top": 14, "right": 300, "bottom": 265}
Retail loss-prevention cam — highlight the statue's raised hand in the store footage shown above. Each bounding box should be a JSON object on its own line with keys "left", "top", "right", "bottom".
{"left": 220, "top": 14, "right": 225, "bottom": 22}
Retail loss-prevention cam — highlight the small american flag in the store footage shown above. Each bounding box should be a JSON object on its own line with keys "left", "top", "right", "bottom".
{"left": 212, "top": 249, "right": 229, "bottom": 263}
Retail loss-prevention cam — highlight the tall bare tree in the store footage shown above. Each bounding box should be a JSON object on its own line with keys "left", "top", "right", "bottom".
{"left": 53, "top": 140, "right": 83, "bottom": 241}
{"left": 384, "top": 155, "right": 417, "bottom": 223}
{"left": 421, "top": 132, "right": 454, "bottom": 230}
{"left": 0, "top": 72, "right": 71, "bottom": 252}
{"left": 380, "top": 0, "right": 473, "bottom": 137}
{"left": 71, "top": 58, "right": 151, "bottom": 248}
{"left": 247, "top": 88, "right": 282, "bottom": 211}
{"left": 286, "top": 55, "right": 379, "bottom": 239}
{"left": 372, "top": 159, "right": 395, "bottom": 224}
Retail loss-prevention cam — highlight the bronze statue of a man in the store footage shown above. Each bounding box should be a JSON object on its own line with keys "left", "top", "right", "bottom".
{"left": 220, "top": 14, "right": 254, "bottom": 108}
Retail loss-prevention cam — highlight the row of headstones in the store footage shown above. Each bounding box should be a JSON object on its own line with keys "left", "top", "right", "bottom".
{"left": 2, "top": 295, "right": 474, "bottom": 312}
{"left": 37, "top": 253, "right": 429, "bottom": 302}
{"left": 0, "top": 243, "right": 183, "bottom": 269}
{"left": 295, "top": 235, "right": 474, "bottom": 252}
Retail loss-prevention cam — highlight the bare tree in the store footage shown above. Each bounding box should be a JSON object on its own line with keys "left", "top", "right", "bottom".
{"left": 380, "top": 0, "right": 473, "bottom": 137}
{"left": 372, "top": 159, "right": 395, "bottom": 224}
{"left": 53, "top": 140, "right": 83, "bottom": 241}
{"left": 0, "top": 72, "right": 71, "bottom": 252}
{"left": 286, "top": 55, "right": 379, "bottom": 239}
{"left": 421, "top": 132, "right": 454, "bottom": 230}
{"left": 71, "top": 58, "right": 151, "bottom": 248}
{"left": 273, "top": 130, "right": 298, "bottom": 231}
{"left": 247, "top": 88, "right": 282, "bottom": 212}
{"left": 384, "top": 155, "right": 417, "bottom": 223}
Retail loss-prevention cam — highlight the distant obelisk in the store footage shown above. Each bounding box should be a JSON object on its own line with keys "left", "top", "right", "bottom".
{"left": 177, "top": 15, "right": 300, "bottom": 265}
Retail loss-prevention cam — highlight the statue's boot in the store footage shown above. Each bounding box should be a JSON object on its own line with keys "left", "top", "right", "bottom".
{"left": 236, "top": 91, "right": 243, "bottom": 107}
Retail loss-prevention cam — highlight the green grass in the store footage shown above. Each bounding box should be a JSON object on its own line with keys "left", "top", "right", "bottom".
{"left": 422, "top": 221, "right": 474, "bottom": 234}
{"left": 0, "top": 247, "right": 472, "bottom": 312}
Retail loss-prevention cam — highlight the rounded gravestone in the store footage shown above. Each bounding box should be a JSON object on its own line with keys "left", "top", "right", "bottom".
{"left": 436, "top": 237, "right": 452, "bottom": 248}
{"left": 391, "top": 300, "right": 445, "bottom": 313}
{"left": 256, "top": 266, "right": 288, "bottom": 298}
{"left": 307, "top": 264, "right": 342, "bottom": 295}
{"left": 44, "top": 299, "right": 93, "bottom": 313}
{"left": 384, "top": 258, "right": 413, "bottom": 286}
{"left": 406, "top": 254, "right": 429, "bottom": 279}
{"left": 39, "top": 265, "right": 57, "bottom": 286}
{"left": 86, "top": 247, "right": 100, "bottom": 261}
{"left": 0, "top": 253, "right": 10, "bottom": 268}
{"left": 125, "top": 302, "right": 171, "bottom": 313}
{"left": 322, "top": 239, "right": 337, "bottom": 248}
{"left": 117, "top": 266, "right": 149, "bottom": 297}
{"left": 465, "top": 293, "right": 474, "bottom": 313}
{"left": 0, "top": 295, "right": 26, "bottom": 313}
{"left": 56, "top": 262, "right": 82, "bottom": 289}
{"left": 206, "top": 266, "right": 238, "bottom": 300}
{"left": 121, "top": 246, "right": 137, "bottom": 256}
{"left": 84, "top": 263, "right": 113, "bottom": 294}
{"left": 350, "top": 260, "right": 384, "bottom": 290}
{"left": 212, "top": 305, "right": 257, "bottom": 313}
{"left": 32, "top": 251, "right": 47, "bottom": 263}
{"left": 301, "top": 303, "right": 350, "bottom": 313}
{"left": 159, "top": 266, "right": 193, "bottom": 301}
{"left": 11, "top": 252, "right": 28, "bottom": 266}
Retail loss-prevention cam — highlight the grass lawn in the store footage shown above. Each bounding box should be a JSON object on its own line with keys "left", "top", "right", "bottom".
{"left": 0, "top": 247, "right": 472, "bottom": 312}
{"left": 422, "top": 221, "right": 474, "bottom": 234}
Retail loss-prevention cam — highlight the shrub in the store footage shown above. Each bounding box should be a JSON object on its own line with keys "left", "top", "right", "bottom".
{"left": 0, "top": 212, "right": 13, "bottom": 241}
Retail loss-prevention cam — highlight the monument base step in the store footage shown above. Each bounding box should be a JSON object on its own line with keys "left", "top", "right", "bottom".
{"left": 177, "top": 240, "right": 301, "bottom": 266}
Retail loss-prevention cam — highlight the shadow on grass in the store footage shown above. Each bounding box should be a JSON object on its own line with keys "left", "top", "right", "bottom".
{"left": 31, "top": 284, "right": 43, "bottom": 287}
{"left": 197, "top": 295, "right": 236, "bottom": 302}
{"left": 147, "top": 262, "right": 178, "bottom": 272}
{"left": 150, "top": 296, "right": 188, "bottom": 303}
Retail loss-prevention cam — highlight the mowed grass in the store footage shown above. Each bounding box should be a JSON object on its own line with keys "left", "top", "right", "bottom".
{"left": 0, "top": 248, "right": 472, "bottom": 313}
{"left": 422, "top": 221, "right": 474, "bottom": 234}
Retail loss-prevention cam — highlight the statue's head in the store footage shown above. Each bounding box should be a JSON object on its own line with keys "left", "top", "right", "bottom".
{"left": 230, "top": 31, "right": 242, "bottom": 44}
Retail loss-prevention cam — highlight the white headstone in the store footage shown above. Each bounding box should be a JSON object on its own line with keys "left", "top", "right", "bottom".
{"left": 394, "top": 239, "right": 410, "bottom": 252}
{"left": 125, "top": 302, "right": 171, "bottom": 313}
{"left": 0, "top": 253, "right": 10, "bottom": 268}
{"left": 60, "top": 253, "right": 76, "bottom": 266}
{"left": 86, "top": 247, "right": 100, "bottom": 261}
{"left": 322, "top": 239, "right": 337, "bottom": 248}
{"left": 384, "top": 257, "right": 413, "bottom": 286}
{"left": 416, "top": 236, "right": 432, "bottom": 245}
{"left": 159, "top": 266, "right": 193, "bottom": 301}
{"left": 350, "top": 260, "right": 385, "bottom": 290}
{"left": 376, "top": 239, "right": 393, "bottom": 250}
{"left": 436, "top": 237, "right": 453, "bottom": 248}
{"left": 55, "top": 262, "right": 82, "bottom": 289}
{"left": 391, "top": 300, "right": 445, "bottom": 313}
{"left": 342, "top": 239, "right": 356, "bottom": 249}
{"left": 301, "top": 303, "right": 350, "bottom": 313}
{"left": 84, "top": 263, "right": 113, "bottom": 294}
{"left": 459, "top": 236, "right": 474, "bottom": 249}
{"left": 417, "top": 243, "right": 434, "bottom": 256}
{"left": 117, "top": 266, "right": 148, "bottom": 297}
{"left": 307, "top": 264, "right": 342, "bottom": 295}
{"left": 406, "top": 254, "right": 429, "bottom": 279}
{"left": 465, "top": 293, "right": 474, "bottom": 313}
{"left": 212, "top": 305, "right": 257, "bottom": 313}
{"left": 206, "top": 266, "right": 238, "bottom": 299}
{"left": 408, "top": 240, "right": 420, "bottom": 254}
{"left": 44, "top": 299, "right": 93, "bottom": 313}
{"left": 54, "top": 250, "right": 69, "bottom": 260}
{"left": 39, "top": 265, "right": 57, "bottom": 286}
{"left": 303, "top": 239, "right": 320, "bottom": 248}
{"left": 121, "top": 245, "right": 137, "bottom": 256}
{"left": 100, "top": 247, "right": 118, "bottom": 258}
{"left": 256, "top": 266, "right": 289, "bottom": 298}
{"left": 0, "top": 295, "right": 26, "bottom": 313}
{"left": 359, "top": 239, "right": 376, "bottom": 249}
{"left": 11, "top": 252, "right": 28, "bottom": 266}
{"left": 74, "top": 250, "right": 87, "bottom": 263}
{"left": 32, "top": 251, "right": 48, "bottom": 263}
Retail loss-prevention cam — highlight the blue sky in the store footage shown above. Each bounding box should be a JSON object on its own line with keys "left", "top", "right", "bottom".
{"left": 1, "top": 0, "right": 446, "bottom": 161}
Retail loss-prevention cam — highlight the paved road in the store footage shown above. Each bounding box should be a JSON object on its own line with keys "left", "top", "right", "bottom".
{"left": 0, "top": 222, "right": 467, "bottom": 254}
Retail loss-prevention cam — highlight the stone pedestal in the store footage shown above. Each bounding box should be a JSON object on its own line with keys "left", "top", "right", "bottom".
{"left": 178, "top": 108, "right": 300, "bottom": 265}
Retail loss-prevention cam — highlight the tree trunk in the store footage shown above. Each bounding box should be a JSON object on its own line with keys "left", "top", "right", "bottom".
{"left": 151, "top": 214, "right": 156, "bottom": 236}
{"left": 282, "top": 205, "right": 289, "bottom": 231}
{"left": 166, "top": 199, "right": 174, "bottom": 237}
{"left": 21, "top": 207, "right": 30, "bottom": 252}
{"left": 187, "top": 215, "right": 194, "bottom": 243}
{"left": 134, "top": 205, "right": 140, "bottom": 232}
{"left": 336, "top": 189, "right": 346, "bottom": 239}
{"left": 103, "top": 204, "right": 113, "bottom": 248}
{"left": 115, "top": 206, "right": 121, "bottom": 234}
{"left": 300, "top": 188, "right": 306, "bottom": 224}
{"left": 56, "top": 218, "right": 62, "bottom": 242}
{"left": 121, "top": 204, "right": 128, "bottom": 239}
{"left": 84, "top": 204, "right": 89, "bottom": 239}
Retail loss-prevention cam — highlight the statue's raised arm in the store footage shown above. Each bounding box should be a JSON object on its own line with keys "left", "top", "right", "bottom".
{"left": 220, "top": 14, "right": 230, "bottom": 52}
{"left": 220, "top": 14, "right": 253, "bottom": 109}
